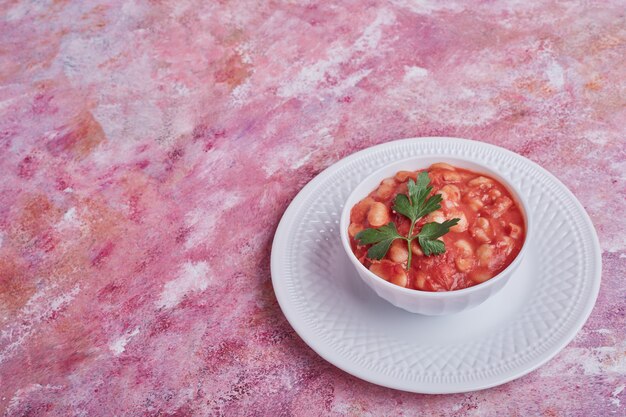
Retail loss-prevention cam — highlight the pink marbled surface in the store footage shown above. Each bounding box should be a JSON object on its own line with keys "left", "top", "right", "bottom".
{"left": 0, "top": 0, "right": 624, "bottom": 415}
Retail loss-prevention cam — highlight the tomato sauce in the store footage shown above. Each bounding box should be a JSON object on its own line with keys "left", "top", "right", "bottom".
{"left": 348, "top": 163, "right": 526, "bottom": 292}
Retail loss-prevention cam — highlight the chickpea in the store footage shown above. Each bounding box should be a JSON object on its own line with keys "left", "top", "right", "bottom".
{"left": 348, "top": 223, "right": 364, "bottom": 237}
{"left": 509, "top": 223, "right": 522, "bottom": 239}
{"left": 476, "top": 244, "right": 494, "bottom": 267}
{"left": 449, "top": 211, "right": 468, "bottom": 232}
{"left": 395, "top": 171, "right": 417, "bottom": 182}
{"left": 438, "top": 184, "right": 461, "bottom": 202}
{"left": 442, "top": 171, "right": 461, "bottom": 182}
{"left": 468, "top": 176, "right": 493, "bottom": 187}
{"left": 430, "top": 163, "right": 455, "bottom": 171}
{"left": 411, "top": 241, "right": 424, "bottom": 256}
{"left": 388, "top": 239, "right": 409, "bottom": 263}
{"left": 367, "top": 202, "right": 390, "bottom": 227}
{"left": 455, "top": 257, "right": 474, "bottom": 272}
{"left": 454, "top": 239, "right": 473, "bottom": 257}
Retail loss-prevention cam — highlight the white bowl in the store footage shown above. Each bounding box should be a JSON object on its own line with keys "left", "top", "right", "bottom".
{"left": 339, "top": 155, "right": 531, "bottom": 315}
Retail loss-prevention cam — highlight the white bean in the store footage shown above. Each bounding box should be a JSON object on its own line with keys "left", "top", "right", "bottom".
{"left": 470, "top": 270, "right": 492, "bottom": 283}
{"left": 473, "top": 228, "right": 491, "bottom": 243}
{"left": 426, "top": 210, "right": 445, "bottom": 223}
{"left": 509, "top": 223, "right": 522, "bottom": 239}
{"left": 492, "top": 197, "right": 513, "bottom": 218}
{"left": 442, "top": 171, "right": 461, "bottom": 182}
{"left": 439, "top": 184, "right": 461, "bottom": 202}
{"left": 348, "top": 223, "right": 364, "bottom": 237}
{"left": 476, "top": 244, "right": 494, "bottom": 267}
{"left": 476, "top": 217, "right": 490, "bottom": 230}
{"left": 390, "top": 269, "right": 408, "bottom": 287}
{"left": 388, "top": 240, "right": 409, "bottom": 263}
{"left": 468, "top": 176, "right": 493, "bottom": 187}
{"left": 468, "top": 197, "right": 484, "bottom": 211}
{"left": 415, "top": 271, "right": 427, "bottom": 290}
{"left": 395, "top": 171, "right": 417, "bottom": 182}
{"left": 370, "top": 261, "right": 408, "bottom": 287}
{"left": 375, "top": 180, "right": 396, "bottom": 199}
{"left": 455, "top": 257, "right": 474, "bottom": 272}
{"left": 498, "top": 236, "right": 515, "bottom": 256}
{"left": 351, "top": 197, "right": 375, "bottom": 223}
{"left": 411, "top": 241, "right": 424, "bottom": 256}
{"left": 369, "top": 263, "right": 386, "bottom": 279}
{"left": 368, "top": 202, "right": 390, "bottom": 227}
{"left": 449, "top": 211, "right": 468, "bottom": 232}
{"left": 442, "top": 199, "right": 458, "bottom": 210}
{"left": 488, "top": 189, "right": 502, "bottom": 200}
{"left": 472, "top": 217, "right": 491, "bottom": 243}
{"left": 430, "top": 163, "right": 455, "bottom": 171}
{"left": 454, "top": 239, "right": 473, "bottom": 257}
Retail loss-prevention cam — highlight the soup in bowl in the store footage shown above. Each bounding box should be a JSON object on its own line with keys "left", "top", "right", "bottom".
{"left": 339, "top": 156, "right": 530, "bottom": 315}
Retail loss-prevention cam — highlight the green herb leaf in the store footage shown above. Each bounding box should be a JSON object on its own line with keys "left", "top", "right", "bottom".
{"left": 354, "top": 172, "right": 460, "bottom": 270}
{"left": 418, "top": 238, "right": 445, "bottom": 256}
{"left": 392, "top": 194, "right": 414, "bottom": 221}
{"left": 417, "top": 219, "right": 460, "bottom": 256}
{"left": 410, "top": 172, "right": 431, "bottom": 209}
{"left": 416, "top": 193, "right": 443, "bottom": 220}
{"left": 355, "top": 222, "right": 404, "bottom": 260}
{"left": 355, "top": 222, "right": 401, "bottom": 244}
{"left": 367, "top": 239, "right": 397, "bottom": 260}
{"left": 392, "top": 172, "right": 442, "bottom": 223}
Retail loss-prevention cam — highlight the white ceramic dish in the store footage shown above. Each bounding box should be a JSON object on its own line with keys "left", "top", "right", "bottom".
{"left": 271, "top": 137, "right": 601, "bottom": 393}
{"left": 339, "top": 156, "right": 531, "bottom": 315}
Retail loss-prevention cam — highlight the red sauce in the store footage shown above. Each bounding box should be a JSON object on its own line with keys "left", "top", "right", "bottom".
{"left": 349, "top": 163, "right": 526, "bottom": 292}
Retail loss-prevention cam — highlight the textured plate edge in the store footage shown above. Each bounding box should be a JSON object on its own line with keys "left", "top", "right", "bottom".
{"left": 270, "top": 137, "right": 602, "bottom": 394}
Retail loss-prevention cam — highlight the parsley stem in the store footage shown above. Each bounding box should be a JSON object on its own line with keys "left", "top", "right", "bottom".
{"left": 406, "top": 220, "right": 416, "bottom": 271}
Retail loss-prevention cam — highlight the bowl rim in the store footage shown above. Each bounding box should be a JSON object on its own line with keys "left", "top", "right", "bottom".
{"left": 339, "top": 154, "right": 532, "bottom": 298}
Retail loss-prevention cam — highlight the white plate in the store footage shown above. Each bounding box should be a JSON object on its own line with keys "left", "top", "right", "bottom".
{"left": 271, "top": 137, "right": 601, "bottom": 394}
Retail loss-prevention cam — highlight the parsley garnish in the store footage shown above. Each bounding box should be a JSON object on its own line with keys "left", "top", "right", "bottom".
{"left": 417, "top": 219, "right": 460, "bottom": 256}
{"left": 352, "top": 223, "right": 400, "bottom": 260}
{"left": 355, "top": 172, "right": 460, "bottom": 270}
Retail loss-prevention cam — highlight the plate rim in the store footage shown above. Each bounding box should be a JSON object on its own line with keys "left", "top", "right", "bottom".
{"left": 270, "top": 137, "right": 602, "bottom": 394}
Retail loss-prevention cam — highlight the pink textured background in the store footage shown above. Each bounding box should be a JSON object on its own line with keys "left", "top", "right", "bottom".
{"left": 0, "top": 1, "right": 624, "bottom": 416}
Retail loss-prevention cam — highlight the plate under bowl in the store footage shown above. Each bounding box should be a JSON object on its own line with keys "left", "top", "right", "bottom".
{"left": 271, "top": 137, "right": 601, "bottom": 393}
